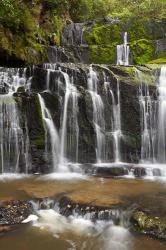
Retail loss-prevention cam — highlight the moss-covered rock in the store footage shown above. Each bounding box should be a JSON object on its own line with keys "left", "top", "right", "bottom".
{"left": 130, "top": 39, "right": 155, "bottom": 64}
{"left": 89, "top": 45, "right": 116, "bottom": 64}
{"left": 17, "top": 86, "right": 26, "bottom": 93}
{"left": 132, "top": 211, "right": 166, "bottom": 240}
{"left": 81, "top": 18, "right": 166, "bottom": 65}
{"left": 148, "top": 58, "right": 166, "bottom": 64}
{"left": 83, "top": 23, "right": 121, "bottom": 64}
{"left": 84, "top": 23, "right": 121, "bottom": 45}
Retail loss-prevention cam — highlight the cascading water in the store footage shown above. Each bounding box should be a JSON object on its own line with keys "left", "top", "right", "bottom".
{"left": 110, "top": 80, "right": 122, "bottom": 162}
{"left": 59, "top": 70, "right": 79, "bottom": 166}
{"left": 104, "top": 74, "right": 122, "bottom": 162}
{"left": 38, "top": 94, "right": 60, "bottom": 170}
{"left": 0, "top": 68, "right": 30, "bottom": 173}
{"left": 138, "top": 65, "right": 166, "bottom": 167}
{"left": 117, "top": 32, "right": 130, "bottom": 66}
{"left": 157, "top": 65, "right": 166, "bottom": 163}
{"left": 87, "top": 66, "right": 105, "bottom": 163}
{"left": 38, "top": 64, "right": 80, "bottom": 171}
{"left": 3, "top": 63, "right": 166, "bottom": 175}
{"left": 137, "top": 69, "right": 157, "bottom": 163}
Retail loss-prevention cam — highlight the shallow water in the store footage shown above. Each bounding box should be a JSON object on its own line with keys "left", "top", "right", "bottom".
{"left": 0, "top": 174, "right": 166, "bottom": 250}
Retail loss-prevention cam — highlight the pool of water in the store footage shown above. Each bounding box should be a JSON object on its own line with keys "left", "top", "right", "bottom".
{"left": 0, "top": 174, "right": 166, "bottom": 250}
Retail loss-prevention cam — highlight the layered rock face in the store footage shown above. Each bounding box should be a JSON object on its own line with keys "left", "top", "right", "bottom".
{"left": 0, "top": 63, "right": 159, "bottom": 173}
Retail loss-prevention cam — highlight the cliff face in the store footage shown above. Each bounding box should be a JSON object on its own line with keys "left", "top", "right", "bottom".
{"left": 0, "top": 64, "right": 156, "bottom": 173}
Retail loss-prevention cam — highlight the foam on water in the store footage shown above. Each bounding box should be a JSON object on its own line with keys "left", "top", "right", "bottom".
{"left": 94, "top": 162, "right": 128, "bottom": 167}
{"left": 33, "top": 209, "right": 132, "bottom": 250}
{"left": 102, "top": 225, "right": 132, "bottom": 250}
{"left": 38, "top": 172, "right": 89, "bottom": 181}
{"left": 33, "top": 209, "right": 94, "bottom": 236}
{"left": 0, "top": 173, "right": 29, "bottom": 182}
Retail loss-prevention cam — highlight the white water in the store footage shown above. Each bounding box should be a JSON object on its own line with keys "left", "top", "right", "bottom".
{"left": 38, "top": 94, "right": 60, "bottom": 170}
{"left": 59, "top": 70, "right": 79, "bottom": 166}
{"left": 104, "top": 75, "right": 122, "bottom": 162}
{"left": 138, "top": 65, "right": 166, "bottom": 165}
{"left": 33, "top": 209, "right": 132, "bottom": 250}
{"left": 87, "top": 66, "right": 105, "bottom": 163}
{"left": 157, "top": 65, "right": 166, "bottom": 163}
{"left": 38, "top": 172, "right": 88, "bottom": 181}
{"left": 39, "top": 65, "right": 80, "bottom": 171}
{"left": 0, "top": 69, "right": 30, "bottom": 173}
{"left": 111, "top": 80, "right": 122, "bottom": 162}
{"left": 117, "top": 32, "right": 130, "bottom": 66}
{"left": 137, "top": 69, "right": 157, "bottom": 163}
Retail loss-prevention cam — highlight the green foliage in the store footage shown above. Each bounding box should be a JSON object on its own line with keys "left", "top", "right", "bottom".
{"left": 148, "top": 58, "right": 166, "bottom": 64}
{"left": 85, "top": 24, "right": 121, "bottom": 45}
{"left": 109, "top": 0, "right": 166, "bottom": 20}
{"left": 89, "top": 45, "right": 116, "bottom": 64}
{"left": 130, "top": 39, "right": 155, "bottom": 64}
{"left": 0, "top": 0, "right": 21, "bottom": 29}
{"left": 0, "top": 0, "right": 166, "bottom": 64}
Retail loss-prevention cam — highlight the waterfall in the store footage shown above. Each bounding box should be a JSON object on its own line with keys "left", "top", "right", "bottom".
{"left": 87, "top": 66, "right": 105, "bottom": 163}
{"left": 111, "top": 80, "right": 122, "bottom": 162}
{"left": 117, "top": 32, "right": 130, "bottom": 66}
{"left": 157, "top": 65, "right": 166, "bottom": 163}
{"left": 138, "top": 66, "right": 166, "bottom": 164}
{"left": 5, "top": 63, "right": 166, "bottom": 173}
{"left": 137, "top": 69, "right": 157, "bottom": 163}
{"left": 0, "top": 69, "right": 30, "bottom": 173}
{"left": 59, "top": 70, "right": 79, "bottom": 165}
{"left": 38, "top": 94, "right": 60, "bottom": 170}
{"left": 104, "top": 75, "right": 122, "bottom": 162}
{"left": 38, "top": 65, "right": 80, "bottom": 170}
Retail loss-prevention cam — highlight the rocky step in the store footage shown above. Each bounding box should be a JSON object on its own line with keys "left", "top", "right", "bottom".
{"left": 81, "top": 164, "right": 163, "bottom": 178}
{"left": 0, "top": 192, "right": 166, "bottom": 240}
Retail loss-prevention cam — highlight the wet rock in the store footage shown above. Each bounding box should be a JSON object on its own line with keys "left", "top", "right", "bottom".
{"left": 17, "top": 86, "right": 25, "bottom": 93}
{"left": 131, "top": 211, "right": 166, "bottom": 240}
{"left": 0, "top": 85, "right": 8, "bottom": 94}
{"left": 82, "top": 164, "right": 128, "bottom": 177}
{"left": 0, "top": 200, "right": 33, "bottom": 225}
{"left": 15, "top": 92, "right": 48, "bottom": 173}
{"left": 57, "top": 196, "right": 122, "bottom": 222}
{"left": 133, "top": 167, "right": 146, "bottom": 177}
{"left": 153, "top": 168, "right": 161, "bottom": 176}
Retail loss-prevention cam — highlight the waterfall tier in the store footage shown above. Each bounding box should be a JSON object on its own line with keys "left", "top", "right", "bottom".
{"left": 0, "top": 64, "right": 166, "bottom": 173}
{"left": 117, "top": 32, "right": 130, "bottom": 66}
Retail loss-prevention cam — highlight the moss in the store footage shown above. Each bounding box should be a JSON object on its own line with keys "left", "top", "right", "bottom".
{"left": 17, "top": 87, "right": 25, "bottom": 93}
{"left": 116, "top": 66, "right": 136, "bottom": 78}
{"left": 0, "top": 24, "right": 47, "bottom": 65}
{"left": 32, "top": 95, "right": 45, "bottom": 148}
{"left": 148, "top": 58, "right": 166, "bottom": 64}
{"left": 33, "top": 137, "right": 45, "bottom": 148}
{"left": 132, "top": 211, "right": 166, "bottom": 239}
{"left": 130, "top": 39, "right": 155, "bottom": 64}
{"left": 89, "top": 45, "right": 116, "bottom": 64}
{"left": 84, "top": 23, "right": 122, "bottom": 45}
{"left": 127, "top": 18, "right": 153, "bottom": 42}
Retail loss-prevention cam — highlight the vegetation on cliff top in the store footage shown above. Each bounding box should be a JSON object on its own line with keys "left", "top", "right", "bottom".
{"left": 1, "top": 0, "right": 166, "bottom": 25}
{"left": 0, "top": 0, "right": 166, "bottom": 64}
